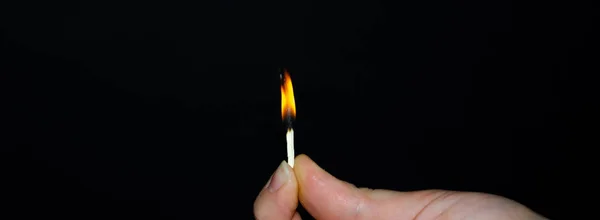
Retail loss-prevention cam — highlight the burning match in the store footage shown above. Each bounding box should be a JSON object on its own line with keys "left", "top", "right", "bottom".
{"left": 281, "top": 69, "right": 296, "bottom": 167}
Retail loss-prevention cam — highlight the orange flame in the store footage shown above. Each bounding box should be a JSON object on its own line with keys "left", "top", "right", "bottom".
{"left": 281, "top": 69, "right": 296, "bottom": 120}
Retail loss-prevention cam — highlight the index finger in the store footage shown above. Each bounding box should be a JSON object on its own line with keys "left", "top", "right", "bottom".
{"left": 254, "top": 161, "right": 301, "bottom": 220}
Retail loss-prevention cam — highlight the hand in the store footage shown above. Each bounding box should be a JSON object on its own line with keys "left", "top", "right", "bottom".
{"left": 254, "top": 154, "right": 547, "bottom": 220}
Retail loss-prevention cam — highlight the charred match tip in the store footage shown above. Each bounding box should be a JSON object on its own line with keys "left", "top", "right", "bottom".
{"left": 285, "top": 114, "right": 293, "bottom": 129}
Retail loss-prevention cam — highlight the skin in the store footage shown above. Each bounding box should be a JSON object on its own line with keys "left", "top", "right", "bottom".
{"left": 254, "top": 154, "right": 548, "bottom": 220}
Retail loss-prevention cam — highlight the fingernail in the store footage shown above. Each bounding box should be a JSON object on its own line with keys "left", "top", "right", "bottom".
{"left": 267, "top": 161, "right": 291, "bottom": 193}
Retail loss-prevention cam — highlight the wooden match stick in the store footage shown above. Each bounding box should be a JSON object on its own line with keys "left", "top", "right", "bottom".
{"left": 286, "top": 128, "right": 294, "bottom": 167}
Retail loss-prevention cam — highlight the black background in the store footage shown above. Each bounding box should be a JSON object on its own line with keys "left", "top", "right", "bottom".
{"left": 1, "top": 0, "right": 597, "bottom": 219}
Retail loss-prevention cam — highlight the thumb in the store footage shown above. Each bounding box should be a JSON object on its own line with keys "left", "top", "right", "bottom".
{"left": 293, "top": 154, "right": 547, "bottom": 220}
{"left": 294, "top": 154, "right": 415, "bottom": 219}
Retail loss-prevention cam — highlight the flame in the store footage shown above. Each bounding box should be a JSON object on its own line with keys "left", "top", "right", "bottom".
{"left": 281, "top": 69, "right": 296, "bottom": 120}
